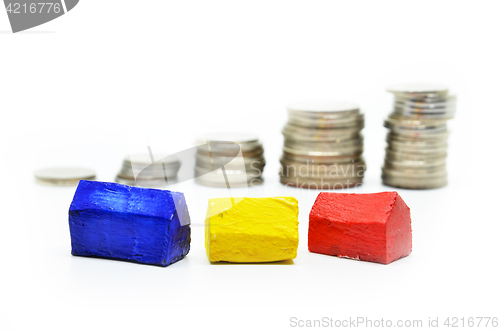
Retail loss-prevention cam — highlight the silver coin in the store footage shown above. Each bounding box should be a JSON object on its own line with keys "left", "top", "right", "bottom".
{"left": 386, "top": 114, "right": 448, "bottom": 126}
{"left": 35, "top": 167, "right": 96, "bottom": 186}
{"left": 394, "top": 104, "right": 456, "bottom": 113}
{"left": 115, "top": 175, "right": 173, "bottom": 188}
{"left": 196, "top": 143, "right": 263, "bottom": 156}
{"left": 198, "top": 132, "right": 259, "bottom": 144}
{"left": 280, "top": 174, "right": 363, "bottom": 189}
{"left": 288, "top": 113, "right": 364, "bottom": 129}
{"left": 195, "top": 160, "right": 265, "bottom": 172}
{"left": 384, "top": 123, "right": 448, "bottom": 135}
{"left": 387, "top": 136, "right": 448, "bottom": 149}
{"left": 395, "top": 95, "right": 456, "bottom": 108}
{"left": 386, "top": 148, "right": 448, "bottom": 157}
{"left": 394, "top": 106, "right": 456, "bottom": 115}
{"left": 117, "top": 154, "right": 181, "bottom": 180}
{"left": 194, "top": 167, "right": 263, "bottom": 187}
{"left": 394, "top": 105, "right": 456, "bottom": 113}
{"left": 284, "top": 136, "right": 363, "bottom": 152}
{"left": 386, "top": 145, "right": 448, "bottom": 156}
{"left": 385, "top": 149, "right": 448, "bottom": 161}
{"left": 280, "top": 158, "right": 366, "bottom": 178}
{"left": 281, "top": 154, "right": 365, "bottom": 165}
{"left": 204, "top": 141, "right": 263, "bottom": 153}
{"left": 120, "top": 163, "right": 181, "bottom": 171}
{"left": 387, "top": 131, "right": 449, "bottom": 143}
{"left": 387, "top": 128, "right": 449, "bottom": 140}
{"left": 282, "top": 144, "right": 364, "bottom": 157}
{"left": 123, "top": 154, "right": 180, "bottom": 166}
{"left": 394, "top": 94, "right": 455, "bottom": 104}
{"left": 386, "top": 83, "right": 449, "bottom": 97}
{"left": 196, "top": 133, "right": 262, "bottom": 152}
{"left": 382, "top": 165, "right": 447, "bottom": 178}
{"left": 393, "top": 110, "right": 456, "bottom": 120}
{"left": 387, "top": 141, "right": 447, "bottom": 155}
{"left": 118, "top": 172, "right": 178, "bottom": 180}
{"left": 387, "top": 131, "right": 449, "bottom": 142}
{"left": 393, "top": 105, "right": 456, "bottom": 118}
{"left": 282, "top": 123, "right": 363, "bottom": 142}
{"left": 286, "top": 101, "right": 363, "bottom": 129}
{"left": 116, "top": 168, "right": 179, "bottom": 180}
{"left": 288, "top": 110, "right": 362, "bottom": 122}
{"left": 195, "top": 153, "right": 265, "bottom": 168}
{"left": 195, "top": 166, "right": 261, "bottom": 177}
{"left": 385, "top": 124, "right": 449, "bottom": 138}
{"left": 119, "top": 161, "right": 181, "bottom": 173}
{"left": 382, "top": 173, "right": 447, "bottom": 189}
{"left": 282, "top": 150, "right": 362, "bottom": 164}
{"left": 287, "top": 101, "right": 360, "bottom": 114}
{"left": 387, "top": 135, "right": 448, "bottom": 145}
{"left": 384, "top": 157, "right": 446, "bottom": 169}
{"left": 195, "top": 173, "right": 250, "bottom": 186}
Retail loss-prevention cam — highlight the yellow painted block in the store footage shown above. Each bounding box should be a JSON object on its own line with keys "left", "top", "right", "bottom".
{"left": 205, "top": 197, "right": 299, "bottom": 262}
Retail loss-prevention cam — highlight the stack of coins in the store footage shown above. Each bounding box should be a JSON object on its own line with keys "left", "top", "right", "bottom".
{"left": 195, "top": 133, "right": 265, "bottom": 187}
{"left": 382, "top": 84, "right": 456, "bottom": 189}
{"left": 280, "top": 102, "right": 366, "bottom": 189}
{"left": 115, "top": 154, "right": 181, "bottom": 187}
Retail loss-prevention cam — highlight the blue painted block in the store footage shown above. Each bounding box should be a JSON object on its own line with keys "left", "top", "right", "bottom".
{"left": 68, "top": 180, "right": 191, "bottom": 267}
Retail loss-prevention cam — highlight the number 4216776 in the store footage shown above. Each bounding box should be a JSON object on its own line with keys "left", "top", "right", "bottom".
{"left": 444, "top": 317, "right": 498, "bottom": 328}
{"left": 6, "top": 3, "right": 62, "bottom": 14}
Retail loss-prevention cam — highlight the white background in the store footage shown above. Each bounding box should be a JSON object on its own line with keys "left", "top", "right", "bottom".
{"left": 1, "top": 1, "right": 499, "bottom": 330}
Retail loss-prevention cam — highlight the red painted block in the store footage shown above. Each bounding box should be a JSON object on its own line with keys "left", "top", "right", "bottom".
{"left": 308, "top": 192, "right": 412, "bottom": 264}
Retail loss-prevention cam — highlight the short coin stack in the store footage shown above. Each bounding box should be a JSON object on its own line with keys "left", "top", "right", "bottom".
{"left": 195, "top": 133, "right": 265, "bottom": 187}
{"left": 115, "top": 154, "right": 181, "bottom": 187}
{"left": 382, "top": 84, "right": 456, "bottom": 189}
{"left": 35, "top": 167, "right": 96, "bottom": 186}
{"left": 280, "top": 102, "right": 366, "bottom": 189}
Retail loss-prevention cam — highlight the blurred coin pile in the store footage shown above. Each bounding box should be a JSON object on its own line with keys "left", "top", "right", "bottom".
{"left": 35, "top": 167, "right": 96, "bottom": 186}
{"left": 280, "top": 102, "right": 366, "bottom": 189}
{"left": 195, "top": 133, "right": 265, "bottom": 187}
{"left": 115, "top": 154, "right": 181, "bottom": 187}
{"left": 382, "top": 84, "right": 456, "bottom": 189}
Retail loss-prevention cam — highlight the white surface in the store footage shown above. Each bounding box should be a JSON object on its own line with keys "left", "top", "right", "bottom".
{"left": 1, "top": 1, "right": 499, "bottom": 330}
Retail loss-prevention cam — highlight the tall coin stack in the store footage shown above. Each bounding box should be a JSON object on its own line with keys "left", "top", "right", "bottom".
{"left": 280, "top": 102, "right": 366, "bottom": 189}
{"left": 195, "top": 133, "right": 265, "bottom": 187}
{"left": 382, "top": 84, "right": 456, "bottom": 189}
